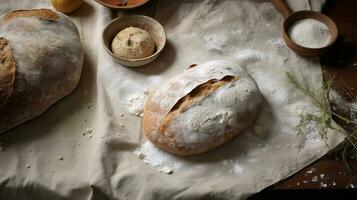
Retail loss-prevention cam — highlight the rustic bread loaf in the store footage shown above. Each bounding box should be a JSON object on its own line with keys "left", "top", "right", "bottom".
{"left": 143, "top": 60, "right": 262, "bottom": 156}
{"left": 0, "top": 9, "right": 84, "bottom": 133}
{"left": 0, "top": 37, "right": 16, "bottom": 109}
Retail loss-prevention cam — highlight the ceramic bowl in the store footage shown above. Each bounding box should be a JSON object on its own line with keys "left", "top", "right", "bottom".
{"left": 283, "top": 11, "right": 338, "bottom": 56}
{"left": 102, "top": 15, "right": 166, "bottom": 67}
{"left": 94, "top": 0, "right": 150, "bottom": 10}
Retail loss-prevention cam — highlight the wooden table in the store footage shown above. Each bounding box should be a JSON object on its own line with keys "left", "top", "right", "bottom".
{"left": 251, "top": 0, "right": 357, "bottom": 198}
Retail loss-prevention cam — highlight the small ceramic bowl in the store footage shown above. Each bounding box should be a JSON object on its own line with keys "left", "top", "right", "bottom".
{"left": 94, "top": 0, "right": 150, "bottom": 10}
{"left": 282, "top": 11, "right": 338, "bottom": 57}
{"left": 102, "top": 15, "right": 166, "bottom": 67}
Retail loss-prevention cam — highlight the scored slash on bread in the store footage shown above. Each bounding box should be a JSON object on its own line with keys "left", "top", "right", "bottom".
{"left": 0, "top": 37, "right": 16, "bottom": 109}
{"left": 158, "top": 76, "right": 237, "bottom": 135}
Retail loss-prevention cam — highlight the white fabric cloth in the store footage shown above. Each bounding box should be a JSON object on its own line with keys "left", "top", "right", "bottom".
{"left": 0, "top": 0, "right": 342, "bottom": 200}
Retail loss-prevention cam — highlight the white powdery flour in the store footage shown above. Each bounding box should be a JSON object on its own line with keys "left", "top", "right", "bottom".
{"left": 134, "top": 141, "right": 184, "bottom": 174}
{"left": 288, "top": 19, "right": 331, "bottom": 48}
{"left": 330, "top": 90, "right": 357, "bottom": 121}
{"left": 126, "top": 92, "right": 146, "bottom": 117}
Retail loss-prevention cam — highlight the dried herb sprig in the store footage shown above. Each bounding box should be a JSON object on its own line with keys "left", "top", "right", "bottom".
{"left": 286, "top": 72, "right": 333, "bottom": 149}
{"left": 287, "top": 72, "right": 357, "bottom": 182}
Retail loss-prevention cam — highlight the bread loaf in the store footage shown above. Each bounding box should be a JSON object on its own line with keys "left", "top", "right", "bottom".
{"left": 143, "top": 60, "right": 262, "bottom": 156}
{"left": 0, "top": 37, "right": 16, "bottom": 109}
{"left": 0, "top": 9, "right": 84, "bottom": 133}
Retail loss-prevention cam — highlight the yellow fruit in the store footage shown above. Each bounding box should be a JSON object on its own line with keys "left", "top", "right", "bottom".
{"left": 50, "top": 0, "right": 83, "bottom": 14}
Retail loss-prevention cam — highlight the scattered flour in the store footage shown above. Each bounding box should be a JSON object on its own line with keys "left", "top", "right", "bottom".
{"left": 311, "top": 176, "right": 318, "bottom": 182}
{"left": 203, "top": 30, "right": 241, "bottom": 52}
{"left": 235, "top": 50, "right": 267, "bottom": 66}
{"left": 320, "top": 182, "right": 328, "bottom": 188}
{"left": 221, "top": 159, "right": 244, "bottom": 174}
{"left": 134, "top": 141, "right": 184, "bottom": 174}
{"left": 269, "top": 39, "right": 287, "bottom": 49}
{"left": 320, "top": 174, "right": 325, "bottom": 179}
{"left": 159, "top": 166, "right": 173, "bottom": 174}
{"left": 126, "top": 92, "right": 147, "bottom": 117}
{"left": 288, "top": 19, "right": 331, "bottom": 48}
{"left": 233, "top": 163, "right": 244, "bottom": 174}
{"left": 329, "top": 90, "right": 357, "bottom": 121}
{"left": 306, "top": 167, "right": 315, "bottom": 174}
{"left": 135, "top": 141, "right": 246, "bottom": 175}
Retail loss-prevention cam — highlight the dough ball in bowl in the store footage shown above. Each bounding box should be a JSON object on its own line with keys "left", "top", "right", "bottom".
{"left": 111, "top": 27, "right": 155, "bottom": 59}
{"left": 143, "top": 60, "right": 262, "bottom": 156}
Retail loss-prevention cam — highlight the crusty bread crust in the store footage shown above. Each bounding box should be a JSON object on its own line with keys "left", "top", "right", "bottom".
{"left": 3, "top": 9, "right": 60, "bottom": 21}
{"left": 0, "top": 37, "right": 16, "bottom": 109}
{"left": 143, "top": 73, "right": 261, "bottom": 156}
{"left": 0, "top": 9, "right": 84, "bottom": 134}
{"left": 159, "top": 76, "right": 236, "bottom": 135}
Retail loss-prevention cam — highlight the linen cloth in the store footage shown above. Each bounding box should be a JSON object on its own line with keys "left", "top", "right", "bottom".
{"left": 0, "top": 0, "right": 342, "bottom": 200}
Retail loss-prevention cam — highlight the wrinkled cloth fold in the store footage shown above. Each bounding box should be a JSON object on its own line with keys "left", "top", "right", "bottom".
{"left": 0, "top": 0, "right": 343, "bottom": 200}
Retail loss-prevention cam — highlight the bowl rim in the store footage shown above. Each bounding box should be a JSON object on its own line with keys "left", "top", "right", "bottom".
{"left": 94, "top": 0, "right": 150, "bottom": 10}
{"left": 283, "top": 10, "right": 338, "bottom": 51}
{"left": 102, "top": 15, "right": 167, "bottom": 63}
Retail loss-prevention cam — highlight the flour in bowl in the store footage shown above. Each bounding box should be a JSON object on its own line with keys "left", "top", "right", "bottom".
{"left": 288, "top": 19, "right": 331, "bottom": 48}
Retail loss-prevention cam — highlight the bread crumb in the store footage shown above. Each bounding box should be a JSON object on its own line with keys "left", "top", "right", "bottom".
{"left": 254, "top": 125, "right": 264, "bottom": 136}
{"left": 82, "top": 128, "right": 92, "bottom": 136}
{"left": 312, "top": 176, "right": 318, "bottom": 182}
{"left": 306, "top": 168, "right": 315, "bottom": 174}
{"left": 320, "top": 182, "right": 328, "bottom": 188}
{"left": 26, "top": 164, "right": 31, "bottom": 169}
{"left": 87, "top": 102, "right": 93, "bottom": 109}
{"left": 159, "top": 166, "right": 173, "bottom": 174}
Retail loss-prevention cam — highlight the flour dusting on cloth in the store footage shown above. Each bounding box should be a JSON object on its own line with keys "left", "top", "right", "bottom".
{"left": 0, "top": 0, "right": 343, "bottom": 200}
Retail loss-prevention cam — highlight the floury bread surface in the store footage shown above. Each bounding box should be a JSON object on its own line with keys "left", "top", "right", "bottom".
{"left": 143, "top": 60, "right": 262, "bottom": 156}
{"left": 0, "top": 9, "right": 84, "bottom": 133}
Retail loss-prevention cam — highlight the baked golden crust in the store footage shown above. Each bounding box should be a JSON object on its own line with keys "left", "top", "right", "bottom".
{"left": 144, "top": 97, "right": 259, "bottom": 156}
{"left": 0, "top": 9, "right": 84, "bottom": 133}
{"left": 143, "top": 69, "right": 261, "bottom": 156}
{"left": 158, "top": 76, "right": 236, "bottom": 135}
{"left": 0, "top": 37, "right": 16, "bottom": 109}
{"left": 3, "top": 9, "right": 60, "bottom": 21}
